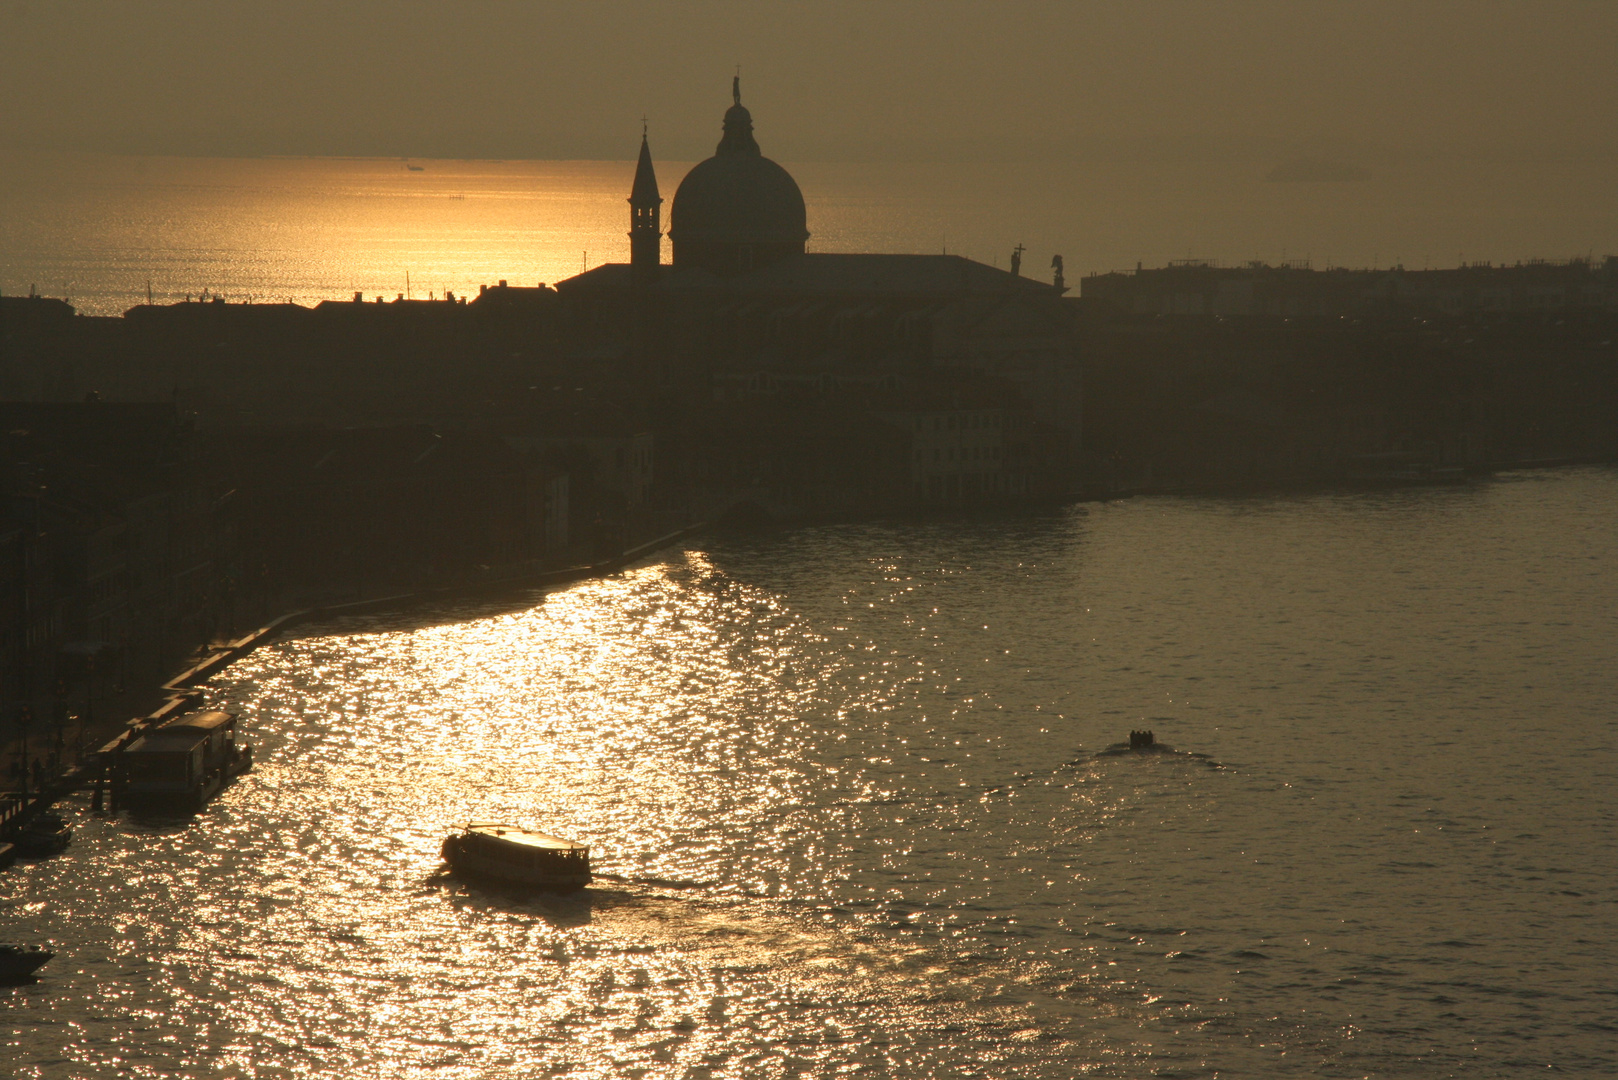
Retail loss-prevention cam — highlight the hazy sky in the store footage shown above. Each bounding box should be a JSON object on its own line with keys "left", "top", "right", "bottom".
{"left": 4, "top": 0, "right": 1617, "bottom": 164}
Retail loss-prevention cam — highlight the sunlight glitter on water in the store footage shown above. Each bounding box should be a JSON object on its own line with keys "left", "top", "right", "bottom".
{"left": 133, "top": 552, "right": 1116, "bottom": 1078}
{"left": 6, "top": 474, "right": 1618, "bottom": 1077}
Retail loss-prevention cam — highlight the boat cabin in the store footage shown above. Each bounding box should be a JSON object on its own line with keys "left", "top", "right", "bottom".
{"left": 122, "top": 710, "right": 241, "bottom": 798}
{"left": 465, "top": 822, "right": 588, "bottom": 859}
{"left": 159, "top": 710, "right": 239, "bottom": 766}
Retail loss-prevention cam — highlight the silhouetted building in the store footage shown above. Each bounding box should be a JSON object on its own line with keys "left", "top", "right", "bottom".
{"left": 1083, "top": 257, "right": 1618, "bottom": 318}
{"left": 548, "top": 80, "right": 1083, "bottom": 511}
{"left": 629, "top": 128, "right": 663, "bottom": 282}
{"left": 228, "top": 424, "right": 565, "bottom": 596}
{"left": 887, "top": 404, "right": 1028, "bottom": 503}
{"left": 0, "top": 402, "right": 231, "bottom": 719}
{"left": 668, "top": 78, "right": 810, "bottom": 275}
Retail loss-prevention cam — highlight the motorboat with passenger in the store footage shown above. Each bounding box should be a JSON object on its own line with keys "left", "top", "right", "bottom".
{"left": 440, "top": 822, "right": 591, "bottom": 891}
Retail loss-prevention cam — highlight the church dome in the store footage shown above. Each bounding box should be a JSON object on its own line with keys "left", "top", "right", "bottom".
{"left": 670, "top": 80, "right": 808, "bottom": 272}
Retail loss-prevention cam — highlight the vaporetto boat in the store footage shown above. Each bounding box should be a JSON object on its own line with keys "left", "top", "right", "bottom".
{"left": 440, "top": 822, "right": 592, "bottom": 891}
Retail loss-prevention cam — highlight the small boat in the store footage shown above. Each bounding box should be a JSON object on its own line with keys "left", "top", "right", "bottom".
{"left": 13, "top": 813, "right": 71, "bottom": 857}
{"left": 1096, "top": 729, "right": 1171, "bottom": 756}
{"left": 440, "top": 822, "right": 591, "bottom": 891}
{"left": 1095, "top": 730, "right": 1219, "bottom": 766}
{"left": 0, "top": 944, "right": 53, "bottom": 980}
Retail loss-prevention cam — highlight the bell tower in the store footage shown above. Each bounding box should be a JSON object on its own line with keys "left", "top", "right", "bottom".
{"left": 629, "top": 122, "right": 662, "bottom": 281}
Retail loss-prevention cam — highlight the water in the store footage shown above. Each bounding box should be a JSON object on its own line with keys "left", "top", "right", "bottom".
{"left": 5, "top": 468, "right": 1615, "bottom": 1077}
{"left": 4, "top": 150, "right": 1617, "bottom": 315}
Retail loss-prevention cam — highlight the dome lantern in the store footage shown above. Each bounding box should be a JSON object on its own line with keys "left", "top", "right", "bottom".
{"left": 716, "top": 75, "right": 761, "bottom": 157}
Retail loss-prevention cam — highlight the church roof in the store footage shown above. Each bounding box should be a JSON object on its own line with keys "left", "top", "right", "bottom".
{"left": 556, "top": 253, "right": 1062, "bottom": 297}
{"left": 669, "top": 79, "right": 808, "bottom": 247}
{"left": 723, "top": 254, "right": 1059, "bottom": 296}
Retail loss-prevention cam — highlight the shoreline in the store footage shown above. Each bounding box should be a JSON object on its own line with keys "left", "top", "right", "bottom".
{"left": 0, "top": 523, "right": 708, "bottom": 840}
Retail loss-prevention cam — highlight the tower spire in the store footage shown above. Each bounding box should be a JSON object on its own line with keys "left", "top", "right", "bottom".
{"left": 628, "top": 123, "right": 662, "bottom": 280}
{"left": 733, "top": 73, "right": 741, "bottom": 106}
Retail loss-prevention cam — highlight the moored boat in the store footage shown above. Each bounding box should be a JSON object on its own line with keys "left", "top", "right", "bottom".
{"left": 120, "top": 709, "right": 252, "bottom": 813}
{"left": 440, "top": 822, "right": 591, "bottom": 891}
{"left": 0, "top": 944, "right": 53, "bottom": 980}
{"left": 13, "top": 813, "right": 71, "bottom": 857}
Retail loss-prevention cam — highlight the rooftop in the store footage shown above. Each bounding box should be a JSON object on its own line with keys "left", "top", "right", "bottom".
{"left": 558, "top": 253, "right": 1062, "bottom": 298}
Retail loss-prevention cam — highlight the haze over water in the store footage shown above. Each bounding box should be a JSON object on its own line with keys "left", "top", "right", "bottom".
{"left": 4, "top": 150, "right": 1617, "bottom": 315}
{"left": 4, "top": 469, "right": 1616, "bottom": 1078}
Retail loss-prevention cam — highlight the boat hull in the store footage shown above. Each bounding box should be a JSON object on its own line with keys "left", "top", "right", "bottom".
{"left": 0, "top": 947, "right": 53, "bottom": 980}
{"left": 12, "top": 815, "right": 71, "bottom": 858}
{"left": 123, "top": 771, "right": 223, "bottom": 814}
{"left": 441, "top": 835, "right": 591, "bottom": 892}
{"left": 124, "top": 744, "right": 251, "bottom": 814}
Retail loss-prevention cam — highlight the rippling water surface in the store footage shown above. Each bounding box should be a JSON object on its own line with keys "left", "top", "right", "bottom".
{"left": 5, "top": 469, "right": 1617, "bottom": 1077}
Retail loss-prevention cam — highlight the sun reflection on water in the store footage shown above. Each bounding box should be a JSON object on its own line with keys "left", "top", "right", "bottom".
{"left": 94, "top": 548, "right": 1112, "bottom": 1078}
{"left": 12, "top": 481, "right": 1616, "bottom": 1077}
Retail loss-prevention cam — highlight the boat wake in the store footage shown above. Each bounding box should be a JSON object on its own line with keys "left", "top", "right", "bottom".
{"left": 592, "top": 872, "right": 712, "bottom": 891}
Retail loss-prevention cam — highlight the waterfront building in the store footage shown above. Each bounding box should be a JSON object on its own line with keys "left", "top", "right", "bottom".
{"left": 0, "top": 402, "right": 229, "bottom": 724}
{"left": 1081, "top": 257, "right": 1618, "bottom": 318}
{"left": 553, "top": 79, "right": 1082, "bottom": 507}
